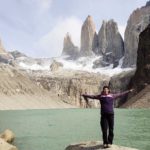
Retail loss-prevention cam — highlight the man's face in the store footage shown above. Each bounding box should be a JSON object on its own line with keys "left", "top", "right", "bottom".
{"left": 103, "top": 88, "right": 109, "bottom": 94}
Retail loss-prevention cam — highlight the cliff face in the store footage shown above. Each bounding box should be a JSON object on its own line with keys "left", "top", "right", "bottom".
{"left": 98, "top": 20, "right": 124, "bottom": 67}
{"left": 122, "top": 24, "right": 150, "bottom": 108}
{"left": 109, "top": 70, "right": 135, "bottom": 107}
{"left": 0, "top": 64, "right": 73, "bottom": 110}
{"left": 80, "top": 15, "right": 96, "bottom": 56}
{"left": 130, "top": 24, "right": 150, "bottom": 91}
{"left": 122, "top": 3, "right": 150, "bottom": 67}
{"left": 62, "top": 33, "right": 79, "bottom": 59}
{"left": 30, "top": 70, "right": 110, "bottom": 108}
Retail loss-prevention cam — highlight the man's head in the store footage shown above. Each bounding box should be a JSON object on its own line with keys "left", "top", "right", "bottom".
{"left": 102, "top": 86, "right": 110, "bottom": 95}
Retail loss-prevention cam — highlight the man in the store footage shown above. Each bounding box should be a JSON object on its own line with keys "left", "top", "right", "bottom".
{"left": 82, "top": 86, "right": 134, "bottom": 148}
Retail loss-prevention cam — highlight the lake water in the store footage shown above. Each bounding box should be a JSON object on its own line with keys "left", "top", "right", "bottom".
{"left": 0, "top": 108, "right": 149, "bottom": 150}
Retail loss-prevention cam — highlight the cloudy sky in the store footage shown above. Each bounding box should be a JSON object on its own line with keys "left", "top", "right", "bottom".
{"left": 0, "top": 0, "right": 147, "bottom": 58}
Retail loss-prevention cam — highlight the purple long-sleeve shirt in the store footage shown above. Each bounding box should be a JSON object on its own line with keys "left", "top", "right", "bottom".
{"left": 83, "top": 90, "right": 130, "bottom": 114}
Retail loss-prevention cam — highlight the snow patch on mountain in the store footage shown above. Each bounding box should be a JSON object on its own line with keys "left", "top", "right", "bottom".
{"left": 17, "top": 55, "right": 135, "bottom": 77}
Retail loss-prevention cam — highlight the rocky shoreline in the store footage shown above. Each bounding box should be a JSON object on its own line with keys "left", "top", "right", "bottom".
{"left": 65, "top": 141, "right": 139, "bottom": 150}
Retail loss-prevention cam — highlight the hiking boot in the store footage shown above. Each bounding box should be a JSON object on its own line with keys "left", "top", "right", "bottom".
{"left": 103, "top": 144, "right": 108, "bottom": 148}
{"left": 107, "top": 144, "right": 112, "bottom": 148}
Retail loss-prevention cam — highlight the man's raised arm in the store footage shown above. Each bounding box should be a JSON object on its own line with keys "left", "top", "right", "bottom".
{"left": 112, "top": 89, "right": 134, "bottom": 99}
{"left": 82, "top": 94, "right": 101, "bottom": 100}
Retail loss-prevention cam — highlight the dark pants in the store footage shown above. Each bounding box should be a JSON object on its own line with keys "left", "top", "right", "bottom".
{"left": 100, "top": 113, "right": 114, "bottom": 144}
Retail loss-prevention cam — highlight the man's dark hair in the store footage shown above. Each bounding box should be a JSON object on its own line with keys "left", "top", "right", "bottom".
{"left": 103, "top": 86, "right": 110, "bottom": 90}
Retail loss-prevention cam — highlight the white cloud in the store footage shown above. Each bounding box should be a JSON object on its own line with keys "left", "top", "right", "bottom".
{"left": 36, "top": 0, "right": 52, "bottom": 12}
{"left": 21, "top": 0, "right": 52, "bottom": 13}
{"left": 118, "top": 25, "right": 126, "bottom": 39}
{"left": 34, "top": 17, "right": 82, "bottom": 57}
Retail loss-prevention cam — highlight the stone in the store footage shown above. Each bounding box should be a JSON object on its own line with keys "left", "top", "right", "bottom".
{"left": 50, "top": 60, "right": 63, "bottom": 72}
{"left": 98, "top": 20, "right": 124, "bottom": 67}
{"left": 0, "top": 138, "right": 17, "bottom": 150}
{"left": 80, "top": 15, "right": 96, "bottom": 56}
{"left": 0, "top": 129, "right": 15, "bottom": 143}
{"left": 62, "top": 33, "right": 79, "bottom": 59}
{"left": 122, "top": 3, "right": 150, "bottom": 67}
{"left": 65, "top": 141, "right": 138, "bottom": 150}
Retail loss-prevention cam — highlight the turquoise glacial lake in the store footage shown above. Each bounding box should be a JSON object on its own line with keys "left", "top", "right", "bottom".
{"left": 0, "top": 108, "right": 149, "bottom": 150}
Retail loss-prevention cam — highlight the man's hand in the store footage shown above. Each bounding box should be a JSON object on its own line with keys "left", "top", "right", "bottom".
{"left": 129, "top": 89, "right": 135, "bottom": 92}
{"left": 82, "top": 94, "right": 86, "bottom": 98}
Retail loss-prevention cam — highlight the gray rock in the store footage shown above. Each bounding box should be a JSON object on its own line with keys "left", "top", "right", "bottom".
{"left": 92, "top": 58, "right": 110, "bottom": 68}
{"left": 122, "top": 3, "right": 150, "bottom": 67}
{"left": 62, "top": 33, "right": 79, "bottom": 59}
{"left": 98, "top": 20, "right": 124, "bottom": 67}
{"left": 80, "top": 15, "right": 96, "bottom": 56}
{"left": 65, "top": 141, "right": 139, "bottom": 150}
{"left": 0, "top": 54, "right": 13, "bottom": 64}
{"left": 9, "top": 50, "right": 27, "bottom": 59}
{"left": 50, "top": 60, "right": 63, "bottom": 72}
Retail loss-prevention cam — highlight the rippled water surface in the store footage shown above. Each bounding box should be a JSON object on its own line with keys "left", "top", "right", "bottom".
{"left": 0, "top": 108, "right": 149, "bottom": 150}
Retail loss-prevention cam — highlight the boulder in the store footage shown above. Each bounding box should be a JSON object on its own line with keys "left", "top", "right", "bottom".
{"left": 65, "top": 141, "right": 138, "bottom": 150}
{"left": 122, "top": 2, "right": 150, "bottom": 67}
{"left": 0, "top": 138, "right": 17, "bottom": 150}
{"left": 0, "top": 129, "right": 15, "bottom": 143}
{"left": 50, "top": 60, "right": 63, "bottom": 72}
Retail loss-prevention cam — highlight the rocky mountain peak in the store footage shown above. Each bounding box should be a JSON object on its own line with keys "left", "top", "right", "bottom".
{"left": 80, "top": 15, "right": 96, "bottom": 56}
{"left": 62, "top": 33, "right": 79, "bottom": 59}
{"left": 63, "top": 33, "right": 74, "bottom": 49}
{"left": 0, "top": 39, "right": 6, "bottom": 53}
{"left": 85, "top": 15, "right": 93, "bottom": 23}
{"left": 9, "top": 50, "right": 27, "bottom": 59}
{"left": 146, "top": 0, "right": 150, "bottom": 7}
{"left": 97, "top": 19, "right": 124, "bottom": 67}
{"left": 122, "top": 3, "right": 150, "bottom": 67}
